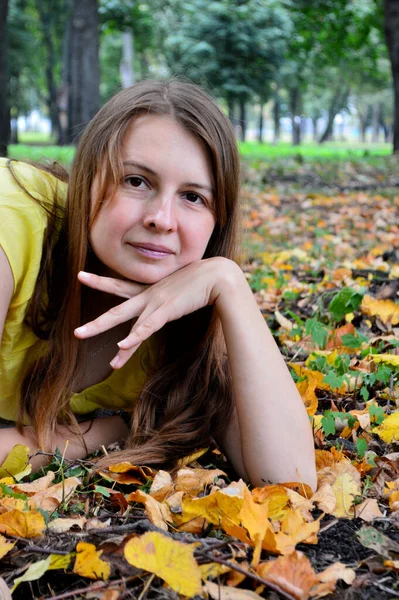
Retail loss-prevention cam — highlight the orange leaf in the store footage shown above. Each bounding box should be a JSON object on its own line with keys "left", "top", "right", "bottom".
{"left": 127, "top": 489, "right": 172, "bottom": 531}
{"left": 361, "top": 294, "right": 399, "bottom": 326}
{"left": 257, "top": 551, "right": 318, "bottom": 600}
{"left": 0, "top": 509, "right": 45, "bottom": 538}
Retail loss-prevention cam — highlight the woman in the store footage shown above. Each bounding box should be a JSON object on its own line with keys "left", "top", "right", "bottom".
{"left": 0, "top": 80, "right": 316, "bottom": 490}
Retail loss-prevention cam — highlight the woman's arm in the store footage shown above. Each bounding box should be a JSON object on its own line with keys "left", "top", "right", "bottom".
{"left": 214, "top": 261, "right": 317, "bottom": 491}
{"left": 75, "top": 258, "right": 317, "bottom": 491}
{"left": 0, "top": 416, "right": 130, "bottom": 471}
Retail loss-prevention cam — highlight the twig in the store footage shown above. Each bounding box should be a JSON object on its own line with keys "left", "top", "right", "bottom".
{"left": 200, "top": 551, "right": 297, "bottom": 600}
{"left": 137, "top": 573, "right": 155, "bottom": 600}
{"left": 45, "top": 575, "right": 141, "bottom": 600}
{"left": 318, "top": 519, "right": 339, "bottom": 534}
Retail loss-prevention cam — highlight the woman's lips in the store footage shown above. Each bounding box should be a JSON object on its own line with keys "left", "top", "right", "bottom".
{"left": 129, "top": 243, "right": 174, "bottom": 258}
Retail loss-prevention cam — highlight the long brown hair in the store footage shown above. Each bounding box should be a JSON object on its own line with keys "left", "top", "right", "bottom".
{"left": 18, "top": 79, "right": 241, "bottom": 468}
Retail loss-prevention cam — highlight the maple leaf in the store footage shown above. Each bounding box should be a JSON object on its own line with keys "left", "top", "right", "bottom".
{"left": 0, "top": 509, "right": 45, "bottom": 538}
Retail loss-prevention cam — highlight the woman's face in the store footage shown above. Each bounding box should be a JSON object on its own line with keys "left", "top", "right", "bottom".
{"left": 90, "top": 114, "right": 216, "bottom": 284}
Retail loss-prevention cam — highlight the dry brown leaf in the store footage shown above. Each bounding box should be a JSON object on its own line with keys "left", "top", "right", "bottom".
{"left": 0, "top": 535, "right": 15, "bottom": 560}
{"left": 48, "top": 517, "right": 86, "bottom": 533}
{"left": 205, "top": 580, "right": 264, "bottom": 600}
{"left": 318, "top": 561, "right": 356, "bottom": 585}
{"left": 257, "top": 551, "right": 318, "bottom": 600}
{"left": 127, "top": 489, "right": 172, "bottom": 530}
{"left": 11, "top": 472, "right": 55, "bottom": 494}
{"left": 354, "top": 499, "right": 383, "bottom": 522}
{"left": 174, "top": 467, "right": 226, "bottom": 496}
{"left": 149, "top": 470, "right": 174, "bottom": 501}
{"left": 27, "top": 477, "right": 81, "bottom": 511}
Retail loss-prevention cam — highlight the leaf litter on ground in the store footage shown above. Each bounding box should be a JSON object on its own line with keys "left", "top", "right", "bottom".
{"left": 2, "top": 160, "right": 399, "bottom": 599}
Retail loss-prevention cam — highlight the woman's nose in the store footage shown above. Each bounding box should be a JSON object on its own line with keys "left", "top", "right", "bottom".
{"left": 143, "top": 193, "right": 177, "bottom": 232}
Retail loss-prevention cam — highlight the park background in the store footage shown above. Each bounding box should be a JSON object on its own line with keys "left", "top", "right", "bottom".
{"left": 1, "top": 0, "right": 399, "bottom": 161}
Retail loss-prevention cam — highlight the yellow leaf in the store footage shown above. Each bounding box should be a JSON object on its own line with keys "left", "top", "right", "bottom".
{"left": 124, "top": 531, "right": 202, "bottom": 597}
{"left": 251, "top": 485, "right": 289, "bottom": 521}
{"left": 331, "top": 473, "right": 360, "bottom": 518}
{"left": 239, "top": 487, "right": 271, "bottom": 566}
{"left": 373, "top": 411, "right": 399, "bottom": 443}
{"left": 11, "top": 556, "right": 51, "bottom": 592}
{"left": 372, "top": 354, "right": 399, "bottom": 368}
{"left": 0, "top": 534, "right": 15, "bottom": 560}
{"left": 199, "top": 562, "right": 231, "bottom": 581}
{"left": 271, "top": 510, "right": 320, "bottom": 555}
{"left": 181, "top": 481, "right": 245, "bottom": 528}
{"left": 0, "top": 497, "right": 25, "bottom": 513}
{"left": 73, "top": 542, "right": 110, "bottom": 581}
{"left": 361, "top": 294, "right": 399, "bottom": 325}
{"left": 49, "top": 553, "right": 72, "bottom": 570}
{"left": 256, "top": 551, "right": 318, "bottom": 600}
{"left": 0, "top": 445, "right": 30, "bottom": 478}
{"left": 176, "top": 448, "right": 209, "bottom": 468}
{"left": 0, "top": 509, "right": 45, "bottom": 538}
{"left": 296, "top": 379, "right": 318, "bottom": 416}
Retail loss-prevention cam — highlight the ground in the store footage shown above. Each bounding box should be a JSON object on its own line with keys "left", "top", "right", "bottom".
{"left": 1, "top": 149, "right": 399, "bottom": 599}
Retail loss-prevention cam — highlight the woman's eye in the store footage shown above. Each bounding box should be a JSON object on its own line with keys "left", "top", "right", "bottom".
{"left": 184, "top": 192, "right": 204, "bottom": 204}
{"left": 125, "top": 176, "right": 147, "bottom": 188}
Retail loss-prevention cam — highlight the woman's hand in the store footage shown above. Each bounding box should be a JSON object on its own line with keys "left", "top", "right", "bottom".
{"left": 75, "top": 257, "right": 241, "bottom": 369}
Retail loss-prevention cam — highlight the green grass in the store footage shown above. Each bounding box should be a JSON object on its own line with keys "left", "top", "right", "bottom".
{"left": 9, "top": 144, "right": 75, "bottom": 165}
{"left": 238, "top": 140, "right": 392, "bottom": 162}
{"left": 7, "top": 139, "right": 394, "bottom": 169}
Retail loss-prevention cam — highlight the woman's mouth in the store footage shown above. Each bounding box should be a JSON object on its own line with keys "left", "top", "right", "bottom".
{"left": 129, "top": 243, "right": 174, "bottom": 258}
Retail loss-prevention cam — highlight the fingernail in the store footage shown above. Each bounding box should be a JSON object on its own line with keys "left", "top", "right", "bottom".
{"left": 117, "top": 338, "right": 129, "bottom": 348}
{"left": 75, "top": 326, "right": 87, "bottom": 334}
{"left": 78, "top": 271, "right": 91, "bottom": 279}
{"left": 110, "top": 356, "right": 120, "bottom": 368}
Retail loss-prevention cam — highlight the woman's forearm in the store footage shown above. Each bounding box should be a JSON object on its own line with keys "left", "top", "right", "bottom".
{"left": 0, "top": 416, "right": 130, "bottom": 471}
{"left": 215, "top": 264, "right": 317, "bottom": 491}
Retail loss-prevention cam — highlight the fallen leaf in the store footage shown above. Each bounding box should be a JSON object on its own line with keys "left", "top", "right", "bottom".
{"left": 48, "top": 517, "right": 86, "bottom": 533}
{"left": 0, "top": 509, "right": 45, "bottom": 538}
{"left": 124, "top": 531, "right": 202, "bottom": 597}
{"left": 361, "top": 295, "right": 399, "bottom": 326}
{"left": 357, "top": 525, "right": 399, "bottom": 559}
{"left": 205, "top": 580, "right": 263, "bottom": 599}
{"left": 11, "top": 556, "right": 51, "bottom": 592}
{"left": 0, "top": 445, "right": 30, "bottom": 479}
{"left": 127, "top": 489, "right": 172, "bottom": 531}
{"left": 27, "top": 477, "right": 81, "bottom": 511}
{"left": 149, "top": 470, "right": 173, "bottom": 501}
{"left": 318, "top": 561, "right": 356, "bottom": 585}
{"left": 73, "top": 542, "right": 110, "bottom": 580}
{"left": 0, "top": 535, "right": 15, "bottom": 560}
{"left": 373, "top": 410, "right": 399, "bottom": 443}
{"left": 257, "top": 551, "right": 318, "bottom": 600}
{"left": 354, "top": 498, "right": 383, "bottom": 522}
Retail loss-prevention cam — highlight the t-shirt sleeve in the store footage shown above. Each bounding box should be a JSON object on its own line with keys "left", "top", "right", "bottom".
{"left": 0, "top": 160, "right": 64, "bottom": 299}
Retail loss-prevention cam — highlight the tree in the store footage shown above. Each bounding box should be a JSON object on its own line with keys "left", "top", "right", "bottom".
{"left": 162, "top": 0, "right": 289, "bottom": 141}
{"left": 0, "top": 0, "right": 9, "bottom": 156}
{"left": 66, "top": 0, "right": 100, "bottom": 142}
{"left": 384, "top": 0, "right": 399, "bottom": 152}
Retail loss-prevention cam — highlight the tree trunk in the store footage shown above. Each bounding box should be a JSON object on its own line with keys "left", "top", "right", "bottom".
{"left": 273, "top": 92, "right": 280, "bottom": 145}
{"left": 0, "top": 0, "right": 9, "bottom": 157}
{"left": 227, "top": 97, "right": 235, "bottom": 124}
{"left": 372, "top": 103, "right": 381, "bottom": 143}
{"left": 120, "top": 29, "right": 135, "bottom": 88}
{"left": 380, "top": 113, "right": 390, "bottom": 142}
{"left": 289, "top": 87, "right": 301, "bottom": 146}
{"left": 258, "top": 103, "right": 264, "bottom": 143}
{"left": 384, "top": 0, "right": 399, "bottom": 153}
{"left": 66, "top": 0, "right": 99, "bottom": 143}
{"left": 239, "top": 99, "right": 246, "bottom": 142}
{"left": 36, "top": 0, "right": 65, "bottom": 144}
{"left": 312, "top": 117, "right": 318, "bottom": 141}
{"left": 319, "top": 85, "right": 349, "bottom": 144}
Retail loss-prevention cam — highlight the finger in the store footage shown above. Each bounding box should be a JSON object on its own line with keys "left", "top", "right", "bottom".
{"left": 117, "top": 306, "right": 169, "bottom": 350}
{"left": 78, "top": 271, "right": 146, "bottom": 299}
{"left": 110, "top": 343, "right": 141, "bottom": 369}
{"left": 74, "top": 296, "right": 146, "bottom": 338}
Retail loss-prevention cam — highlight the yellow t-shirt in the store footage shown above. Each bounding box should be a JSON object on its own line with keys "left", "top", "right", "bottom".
{"left": 0, "top": 158, "right": 154, "bottom": 422}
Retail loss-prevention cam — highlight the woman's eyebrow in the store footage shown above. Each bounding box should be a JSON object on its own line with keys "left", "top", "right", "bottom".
{"left": 123, "top": 160, "right": 214, "bottom": 195}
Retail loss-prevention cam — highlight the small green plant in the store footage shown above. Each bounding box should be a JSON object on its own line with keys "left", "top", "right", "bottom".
{"left": 328, "top": 288, "right": 365, "bottom": 321}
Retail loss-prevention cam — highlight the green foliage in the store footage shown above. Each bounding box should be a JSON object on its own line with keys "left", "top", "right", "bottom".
{"left": 305, "top": 318, "right": 329, "bottom": 349}
{"left": 368, "top": 404, "right": 385, "bottom": 425}
{"left": 341, "top": 331, "right": 369, "bottom": 348}
{"left": 355, "top": 437, "right": 368, "bottom": 458}
{"left": 321, "top": 410, "right": 357, "bottom": 437}
{"left": 328, "top": 288, "right": 364, "bottom": 321}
